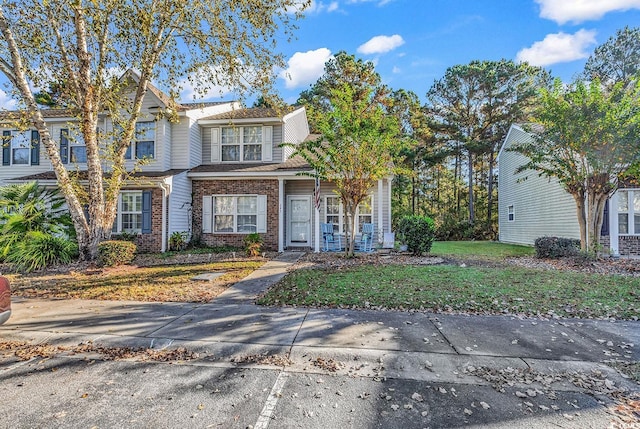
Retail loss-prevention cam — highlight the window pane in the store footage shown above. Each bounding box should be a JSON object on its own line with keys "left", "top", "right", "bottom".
{"left": 243, "top": 126, "right": 262, "bottom": 144}
{"left": 635, "top": 214, "right": 640, "bottom": 235}
{"left": 70, "top": 146, "right": 87, "bottom": 163}
{"left": 122, "top": 193, "right": 142, "bottom": 212}
{"left": 122, "top": 213, "right": 142, "bottom": 231}
{"left": 237, "top": 215, "right": 257, "bottom": 233}
{"left": 618, "top": 191, "right": 629, "bottom": 211}
{"left": 12, "top": 131, "right": 29, "bottom": 148}
{"left": 215, "top": 197, "right": 234, "bottom": 214}
{"left": 634, "top": 193, "right": 640, "bottom": 212}
{"left": 135, "top": 122, "right": 155, "bottom": 141}
{"left": 221, "top": 145, "right": 239, "bottom": 161}
{"left": 619, "top": 213, "right": 629, "bottom": 234}
{"left": 237, "top": 196, "right": 257, "bottom": 213}
{"left": 221, "top": 128, "right": 239, "bottom": 144}
{"left": 327, "top": 197, "right": 340, "bottom": 215}
{"left": 359, "top": 196, "right": 372, "bottom": 214}
{"left": 12, "top": 148, "right": 29, "bottom": 164}
{"left": 214, "top": 215, "right": 234, "bottom": 232}
{"left": 243, "top": 144, "right": 262, "bottom": 161}
{"left": 135, "top": 141, "right": 154, "bottom": 159}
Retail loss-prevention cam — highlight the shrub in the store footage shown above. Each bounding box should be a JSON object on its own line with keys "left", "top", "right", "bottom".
{"left": 534, "top": 236, "right": 580, "bottom": 259}
{"left": 243, "top": 233, "right": 264, "bottom": 257}
{"left": 169, "top": 231, "right": 189, "bottom": 251}
{"left": 397, "top": 215, "right": 436, "bottom": 255}
{"left": 111, "top": 232, "right": 138, "bottom": 242}
{"left": 6, "top": 231, "right": 78, "bottom": 272}
{"left": 98, "top": 240, "right": 137, "bottom": 267}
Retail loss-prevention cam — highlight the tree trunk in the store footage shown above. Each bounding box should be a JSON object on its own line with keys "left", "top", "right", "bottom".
{"left": 571, "top": 190, "right": 588, "bottom": 251}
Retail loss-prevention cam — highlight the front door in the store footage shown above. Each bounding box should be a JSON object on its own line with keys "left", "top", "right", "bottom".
{"left": 287, "top": 195, "right": 311, "bottom": 247}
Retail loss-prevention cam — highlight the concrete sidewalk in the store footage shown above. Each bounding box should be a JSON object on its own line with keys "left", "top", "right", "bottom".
{"left": 0, "top": 252, "right": 638, "bottom": 428}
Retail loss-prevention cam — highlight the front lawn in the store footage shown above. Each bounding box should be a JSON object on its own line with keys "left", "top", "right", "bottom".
{"left": 9, "top": 259, "right": 265, "bottom": 302}
{"left": 258, "top": 257, "right": 640, "bottom": 319}
{"left": 431, "top": 241, "right": 535, "bottom": 260}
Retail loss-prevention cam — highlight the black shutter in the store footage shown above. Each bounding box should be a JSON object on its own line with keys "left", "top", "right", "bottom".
{"left": 30, "top": 130, "right": 40, "bottom": 165}
{"left": 60, "top": 129, "right": 69, "bottom": 164}
{"left": 600, "top": 199, "right": 610, "bottom": 236}
{"left": 141, "top": 190, "right": 152, "bottom": 234}
{"left": 2, "top": 130, "right": 10, "bottom": 166}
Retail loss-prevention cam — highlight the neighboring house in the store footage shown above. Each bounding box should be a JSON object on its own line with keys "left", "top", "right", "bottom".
{"left": 0, "top": 80, "right": 393, "bottom": 253}
{"left": 498, "top": 124, "right": 640, "bottom": 256}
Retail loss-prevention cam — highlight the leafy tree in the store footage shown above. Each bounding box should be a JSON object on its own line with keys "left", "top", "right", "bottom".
{"left": 510, "top": 78, "right": 640, "bottom": 253}
{"left": 292, "top": 53, "right": 406, "bottom": 256}
{"left": 0, "top": 0, "right": 307, "bottom": 260}
{"left": 584, "top": 26, "right": 640, "bottom": 84}
{"left": 425, "top": 60, "right": 549, "bottom": 233}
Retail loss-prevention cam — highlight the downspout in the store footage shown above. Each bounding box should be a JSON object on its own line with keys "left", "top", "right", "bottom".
{"left": 278, "top": 178, "right": 285, "bottom": 252}
{"left": 377, "top": 179, "right": 384, "bottom": 244}
{"left": 160, "top": 180, "right": 170, "bottom": 252}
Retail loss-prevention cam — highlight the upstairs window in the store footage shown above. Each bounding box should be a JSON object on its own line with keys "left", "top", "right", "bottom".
{"left": 212, "top": 126, "right": 272, "bottom": 163}
{"left": 125, "top": 121, "right": 155, "bottom": 160}
{"left": 2, "top": 130, "right": 40, "bottom": 166}
{"left": 11, "top": 131, "right": 30, "bottom": 165}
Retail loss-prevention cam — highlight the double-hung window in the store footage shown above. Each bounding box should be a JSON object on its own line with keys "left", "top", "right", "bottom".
{"left": 221, "top": 126, "right": 263, "bottom": 161}
{"left": 125, "top": 121, "right": 155, "bottom": 160}
{"left": 60, "top": 128, "right": 87, "bottom": 163}
{"left": 11, "top": 131, "right": 30, "bottom": 165}
{"left": 212, "top": 126, "right": 271, "bottom": 162}
{"left": 508, "top": 205, "right": 515, "bottom": 222}
{"left": 324, "top": 195, "right": 373, "bottom": 233}
{"left": 113, "top": 191, "right": 143, "bottom": 233}
{"left": 213, "top": 196, "right": 257, "bottom": 233}
{"left": 618, "top": 190, "right": 640, "bottom": 235}
{"left": 203, "top": 195, "right": 267, "bottom": 234}
{"left": 356, "top": 195, "right": 373, "bottom": 231}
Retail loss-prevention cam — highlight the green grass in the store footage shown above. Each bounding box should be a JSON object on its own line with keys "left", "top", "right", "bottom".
{"left": 431, "top": 241, "right": 535, "bottom": 260}
{"left": 258, "top": 264, "right": 640, "bottom": 319}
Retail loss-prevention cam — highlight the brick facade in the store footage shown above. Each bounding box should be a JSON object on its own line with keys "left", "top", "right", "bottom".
{"left": 192, "top": 179, "right": 280, "bottom": 250}
{"left": 134, "top": 188, "right": 163, "bottom": 253}
{"left": 618, "top": 235, "right": 640, "bottom": 256}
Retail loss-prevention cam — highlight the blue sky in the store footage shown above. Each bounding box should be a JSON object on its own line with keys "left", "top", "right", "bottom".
{"left": 272, "top": 0, "right": 640, "bottom": 104}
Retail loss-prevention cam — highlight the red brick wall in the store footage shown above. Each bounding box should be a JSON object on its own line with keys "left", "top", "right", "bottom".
{"left": 134, "top": 188, "right": 164, "bottom": 253}
{"left": 618, "top": 235, "right": 640, "bottom": 256}
{"left": 192, "top": 179, "right": 280, "bottom": 250}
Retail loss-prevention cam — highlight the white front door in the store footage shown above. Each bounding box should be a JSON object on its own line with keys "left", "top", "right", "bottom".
{"left": 287, "top": 195, "right": 311, "bottom": 247}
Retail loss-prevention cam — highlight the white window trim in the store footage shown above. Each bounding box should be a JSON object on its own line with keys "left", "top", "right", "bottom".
{"left": 324, "top": 195, "right": 373, "bottom": 233}
{"left": 113, "top": 191, "right": 143, "bottom": 234}
{"left": 204, "top": 194, "right": 267, "bottom": 234}
{"left": 507, "top": 205, "right": 515, "bottom": 222}
{"left": 125, "top": 121, "right": 156, "bottom": 160}
{"left": 211, "top": 125, "right": 272, "bottom": 163}
{"left": 10, "top": 130, "right": 31, "bottom": 165}
{"left": 617, "top": 189, "right": 640, "bottom": 236}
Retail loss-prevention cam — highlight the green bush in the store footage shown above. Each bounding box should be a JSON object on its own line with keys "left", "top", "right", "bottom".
{"left": 534, "top": 236, "right": 580, "bottom": 259}
{"left": 97, "top": 240, "right": 137, "bottom": 267}
{"left": 6, "top": 231, "right": 78, "bottom": 272}
{"left": 169, "top": 231, "right": 189, "bottom": 251}
{"left": 243, "top": 232, "right": 264, "bottom": 257}
{"left": 397, "top": 215, "right": 436, "bottom": 255}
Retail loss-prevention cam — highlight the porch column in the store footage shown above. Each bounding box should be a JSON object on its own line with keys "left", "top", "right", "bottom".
{"left": 610, "top": 192, "right": 619, "bottom": 256}
{"left": 278, "top": 178, "right": 285, "bottom": 252}
{"left": 377, "top": 179, "right": 384, "bottom": 243}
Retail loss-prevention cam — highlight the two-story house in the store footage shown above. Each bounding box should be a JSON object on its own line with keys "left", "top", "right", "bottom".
{"left": 0, "top": 82, "right": 394, "bottom": 253}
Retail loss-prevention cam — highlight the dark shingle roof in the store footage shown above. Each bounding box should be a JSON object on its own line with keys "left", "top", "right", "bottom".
{"left": 189, "top": 156, "right": 311, "bottom": 174}
{"left": 9, "top": 169, "right": 188, "bottom": 182}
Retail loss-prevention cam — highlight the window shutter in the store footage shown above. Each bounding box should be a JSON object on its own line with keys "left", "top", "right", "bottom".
{"left": 257, "top": 195, "right": 267, "bottom": 233}
{"left": 141, "top": 190, "right": 152, "bottom": 234}
{"left": 262, "top": 126, "right": 272, "bottom": 162}
{"left": 60, "top": 129, "right": 69, "bottom": 164}
{"left": 31, "top": 130, "right": 40, "bottom": 165}
{"left": 210, "top": 128, "right": 220, "bottom": 162}
{"left": 601, "top": 199, "right": 610, "bottom": 236}
{"left": 2, "top": 131, "right": 10, "bottom": 166}
{"left": 202, "top": 196, "right": 212, "bottom": 233}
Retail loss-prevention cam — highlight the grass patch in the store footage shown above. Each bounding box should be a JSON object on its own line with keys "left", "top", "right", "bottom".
{"left": 9, "top": 260, "right": 265, "bottom": 302}
{"left": 431, "top": 241, "right": 534, "bottom": 260}
{"left": 258, "top": 264, "right": 639, "bottom": 319}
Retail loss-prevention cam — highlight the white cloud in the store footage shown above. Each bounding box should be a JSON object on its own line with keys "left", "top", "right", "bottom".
{"left": 516, "top": 29, "right": 597, "bottom": 67}
{"left": 279, "top": 48, "right": 333, "bottom": 89}
{"left": 357, "top": 34, "right": 405, "bottom": 55}
{"left": 0, "top": 89, "right": 17, "bottom": 110}
{"left": 286, "top": 0, "right": 340, "bottom": 14}
{"left": 535, "top": 0, "right": 640, "bottom": 24}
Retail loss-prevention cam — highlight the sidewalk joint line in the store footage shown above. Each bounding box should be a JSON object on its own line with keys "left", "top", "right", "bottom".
{"left": 427, "top": 317, "right": 460, "bottom": 355}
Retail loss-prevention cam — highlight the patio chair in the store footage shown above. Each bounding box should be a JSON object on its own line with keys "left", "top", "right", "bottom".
{"left": 321, "top": 223, "right": 338, "bottom": 251}
{"left": 358, "top": 223, "right": 374, "bottom": 252}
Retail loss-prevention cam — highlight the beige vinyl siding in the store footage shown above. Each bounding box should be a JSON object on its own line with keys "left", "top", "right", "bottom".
{"left": 282, "top": 108, "right": 309, "bottom": 161}
{"left": 167, "top": 171, "right": 192, "bottom": 237}
{"left": 498, "top": 125, "right": 580, "bottom": 245}
{"left": 170, "top": 118, "right": 191, "bottom": 169}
